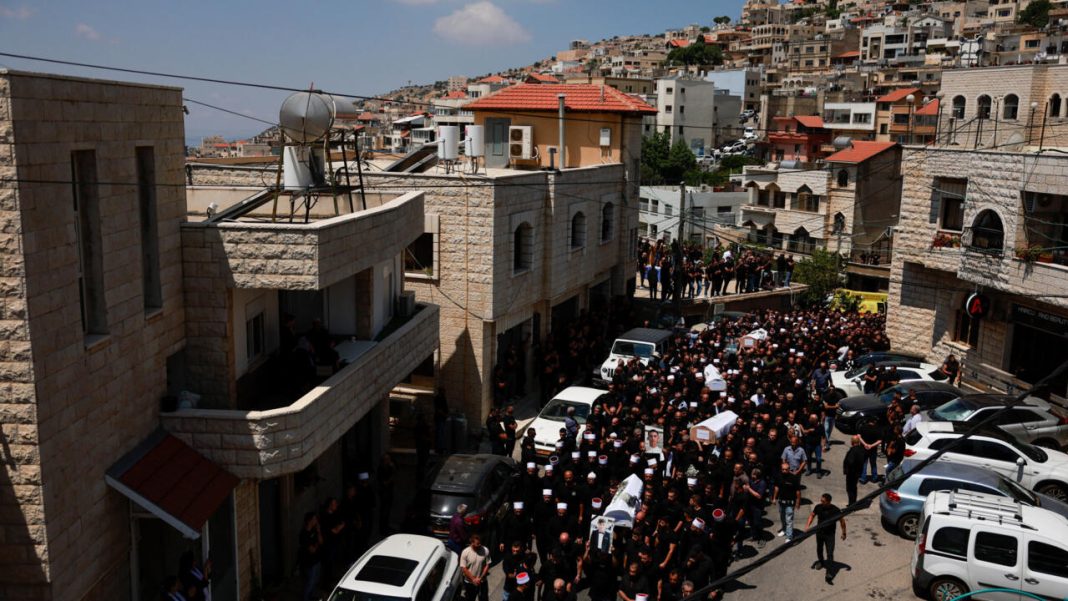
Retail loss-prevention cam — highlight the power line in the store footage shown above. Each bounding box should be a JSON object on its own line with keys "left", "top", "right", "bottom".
{"left": 183, "top": 97, "right": 278, "bottom": 127}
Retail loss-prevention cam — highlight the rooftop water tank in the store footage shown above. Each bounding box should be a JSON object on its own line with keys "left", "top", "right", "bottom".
{"left": 279, "top": 92, "right": 335, "bottom": 144}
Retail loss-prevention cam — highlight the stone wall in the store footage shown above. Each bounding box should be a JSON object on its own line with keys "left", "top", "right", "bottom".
{"left": 161, "top": 304, "right": 439, "bottom": 479}
{"left": 0, "top": 71, "right": 49, "bottom": 601}
{"left": 3, "top": 70, "right": 188, "bottom": 601}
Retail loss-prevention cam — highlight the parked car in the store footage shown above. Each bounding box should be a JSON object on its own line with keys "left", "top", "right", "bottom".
{"left": 530, "top": 386, "right": 609, "bottom": 457}
{"left": 829, "top": 360, "right": 945, "bottom": 399}
{"left": 926, "top": 393, "right": 1068, "bottom": 450}
{"left": 739, "top": 109, "right": 756, "bottom": 122}
{"left": 597, "top": 328, "right": 673, "bottom": 385}
{"left": 422, "top": 454, "right": 518, "bottom": 556}
{"left": 742, "top": 126, "right": 757, "bottom": 140}
{"left": 903, "top": 421, "right": 1068, "bottom": 501}
{"left": 829, "top": 349, "right": 926, "bottom": 373}
{"left": 835, "top": 381, "right": 962, "bottom": 435}
{"left": 720, "top": 140, "right": 747, "bottom": 154}
{"left": 880, "top": 459, "right": 1068, "bottom": 539}
{"left": 328, "top": 534, "right": 461, "bottom": 601}
{"left": 910, "top": 490, "right": 1068, "bottom": 601}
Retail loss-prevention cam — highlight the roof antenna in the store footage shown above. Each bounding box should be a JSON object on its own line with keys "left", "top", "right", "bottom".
{"left": 601, "top": 85, "right": 605, "bottom": 103}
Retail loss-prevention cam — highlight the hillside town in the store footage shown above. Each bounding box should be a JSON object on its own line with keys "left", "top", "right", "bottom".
{"left": 3, "top": 1, "right": 1068, "bottom": 601}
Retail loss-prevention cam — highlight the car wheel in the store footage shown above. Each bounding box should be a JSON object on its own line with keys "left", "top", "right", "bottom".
{"left": 1036, "top": 482, "right": 1068, "bottom": 502}
{"left": 1033, "top": 438, "right": 1060, "bottom": 450}
{"left": 928, "top": 577, "right": 967, "bottom": 601}
{"left": 896, "top": 513, "right": 920, "bottom": 539}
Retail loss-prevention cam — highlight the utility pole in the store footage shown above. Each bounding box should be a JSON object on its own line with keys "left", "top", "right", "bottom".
{"left": 673, "top": 183, "right": 686, "bottom": 316}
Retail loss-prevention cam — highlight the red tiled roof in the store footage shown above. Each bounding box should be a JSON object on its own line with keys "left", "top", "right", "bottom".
{"left": 464, "top": 83, "right": 657, "bottom": 114}
{"left": 795, "top": 115, "right": 825, "bottom": 128}
{"left": 825, "top": 141, "right": 898, "bottom": 163}
{"left": 106, "top": 432, "right": 238, "bottom": 539}
{"left": 357, "top": 111, "right": 377, "bottom": 121}
{"left": 444, "top": 90, "right": 468, "bottom": 99}
{"left": 876, "top": 87, "right": 921, "bottom": 103}
{"left": 526, "top": 72, "right": 560, "bottom": 83}
{"left": 834, "top": 50, "right": 860, "bottom": 59}
{"left": 478, "top": 75, "right": 508, "bottom": 84}
{"left": 667, "top": 39, "right": 691, "bottom": 48}
{"left": 915, "top": 98, "right": 939, "bottom": 116}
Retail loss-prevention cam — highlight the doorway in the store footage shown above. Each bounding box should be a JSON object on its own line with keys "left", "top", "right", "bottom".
{"left": 486, "top": 118, "right": 511, "bottom": 169}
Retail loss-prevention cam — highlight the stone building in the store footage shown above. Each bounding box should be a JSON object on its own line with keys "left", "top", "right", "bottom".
{"left": 0, "top": 69, "right": 438, "bottom": 600}
{"left": 938, "top": 63, "right": 1068, "bottom": 150}
{"left": 652, "top": 75, "right": 742, "bottom": 156}
{"left": 887, "top": 146, "right": 1068, "bottom": 399}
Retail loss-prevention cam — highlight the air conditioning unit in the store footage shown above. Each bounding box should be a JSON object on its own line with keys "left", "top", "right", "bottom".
{"left": 509, "top": 126, "right": 534, "bottom": 159}
{"left": 396, "top": 291, "right": 416, "bottom": 318}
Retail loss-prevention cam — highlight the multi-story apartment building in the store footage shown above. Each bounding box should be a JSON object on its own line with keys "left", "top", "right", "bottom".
{"left": 653, "top": 76, "right": 742, "bottom": 155}
{"left": 638, "top": 186, "right": 747, "bottom": 242}
{"left": 887, "top": 146, "right": 1068, "bottom": 400}
{"left": 739, "top": 141, "right": 902, "bottom": 289}
{"left": 0, "top": 69, "right": 438, "bottom": 601}
{"left": 766, "top": 115, "right": 834, "bottom": 163}
{"left": 563, "top": 75, "right": 655, "bottom": 95}
{"left": 380, "top": 84, "right": 651, "bottom": 421}
{"left": 938, "top": 63, "right": 1068, "bottom": 149}
{"left": 785, "top": 30, "right": 861, "bottom": 73}
{"left": 704, "top": 67, "right": 764, "bottom": 111}
{"left": 876, "top": 87, "right": 928, "bottom": 140}
{"left": 823, "top": 101, "right": 879, "bottom": 140}
{"left": 431, "top": 91, "right": 475, "bottom": 129}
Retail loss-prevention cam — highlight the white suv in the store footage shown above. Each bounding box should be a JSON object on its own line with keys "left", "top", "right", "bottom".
{"left": 904, "top": 422, "right": 1068, "bottom": 502}
{"left": 329, "top": 534, "right": 461, "bottom": 601}
{"left": 926, "top": 393, "right": 1068, "bottom": 450}
{"left": 911, "top": 490, "right": 1068, "bottom": 601}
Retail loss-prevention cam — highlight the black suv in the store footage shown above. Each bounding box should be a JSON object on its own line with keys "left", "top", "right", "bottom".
{"left": 836, "top": 381, "right": 963, "bottom": 435}
{"left": 422, "top": 454, "right": 518, "bottom": 554}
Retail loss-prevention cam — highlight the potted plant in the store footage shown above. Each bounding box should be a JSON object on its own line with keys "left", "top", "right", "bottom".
{"left": 1015, "top": 246, "right": 1040, "bottom": 262}
{"left": 932, "top": 232, "right": 961, "bottom": 248}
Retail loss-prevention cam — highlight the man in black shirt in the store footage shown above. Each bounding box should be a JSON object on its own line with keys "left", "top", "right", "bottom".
{"left": 804, "top": 493, "right": 847, "bottom": 583}
{"left": 771, "top": 461, "right": 801, "bottom": 542}
{"left": 842, "top": 435, "right": 866, "bottom": 504}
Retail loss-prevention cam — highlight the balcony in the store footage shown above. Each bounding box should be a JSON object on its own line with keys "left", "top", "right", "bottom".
{"left": 182, "top": 190, "right": 424, "bottom": 291}
{"left": 160, "top": 303, "right": 439, "bottom": 480}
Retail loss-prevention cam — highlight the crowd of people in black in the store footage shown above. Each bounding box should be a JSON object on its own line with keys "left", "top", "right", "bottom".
{"left": 638, "top": 239, "right": 796, "bottom": 301}
{"left": 446, "top": 306, "right": 903, "bottom": 601}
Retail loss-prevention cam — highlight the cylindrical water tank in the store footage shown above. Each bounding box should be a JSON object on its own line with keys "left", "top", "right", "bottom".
{"left": 466, "top": 125, "right": 485, "bottom": 157}
{"left": 279, "top": 92, "right": 335, "bottom": 144}
{"left": 439, "top": 126, "right": 460, "bottom": 160}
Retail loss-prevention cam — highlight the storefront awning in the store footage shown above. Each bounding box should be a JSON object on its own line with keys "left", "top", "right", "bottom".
{"left": 106, "top": 430, "right": 239, "bottom": 539}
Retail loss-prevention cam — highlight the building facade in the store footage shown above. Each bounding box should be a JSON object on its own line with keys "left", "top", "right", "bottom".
{"left": 887, "top": 146, "right": 1068, "bottom": 399}
{"left": 654, "top": 77, "right": 741, "bottom": 155}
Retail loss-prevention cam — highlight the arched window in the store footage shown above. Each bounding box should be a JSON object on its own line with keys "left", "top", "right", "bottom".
{"left": 1051, "top": 94, "right": 1062, "bottom": 118}
{"left": 763, "top": 225, "right": 782, "bottom": 249}
{"left": 978, "top": 95, "right": 992, "bottom": 119}
{"left": 513, "top": 222, "right": 533, "bottom": 272}
{"left": 952, "top": 95, "right": 966, "bottom": 119}
{"left": 601, "top": 203, "right": 615, "bottom": 242}
{"left": 790, "top": 227, "right": 815, "bottom": 254}
{"left": 1003, "top": 94, "right": 1019, "bottom": 120}
{"left": 969, "top": 209, "right": 1004, "bottom": 253}
{"left": 833, "top": 212, "right": 846, "bottom": 234}
{"left": 570, "top": 212, "right": 586, "bottom": 249}
{"left": 768, "top": 183, "right": 786, "bottom": 209}
{"left": 794, "top": 185, "right": 819, "bottom": 212}
{"left": 837, "top": 169, "right": 849, "bottom": 187}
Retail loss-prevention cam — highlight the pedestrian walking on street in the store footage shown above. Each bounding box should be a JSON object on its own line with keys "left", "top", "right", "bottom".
{"left": 843, "top": 435, "right": 866, "bottom": 505}
{"left": 858, "top": 417, "right": 883, "bottom": 484}
{"left": 460, "top": 534, "right": 490, "bottom": 601}
{"left": 772, "top": 461, "right": 801, "bottom": 542}
{"left": 446, "top": 504, "right": 469, "bottom": 555}
{"left": 805, "top": 493, "right": 847, "bottom": 584}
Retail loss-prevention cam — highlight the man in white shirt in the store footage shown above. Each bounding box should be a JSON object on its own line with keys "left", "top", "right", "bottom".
{"left": 902, "top": 405, "right": 924, "bottom": 436}
{"left": 460, "top": 534, "right": 490, "bottom": 601}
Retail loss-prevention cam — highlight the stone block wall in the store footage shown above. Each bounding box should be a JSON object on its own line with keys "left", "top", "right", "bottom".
{"left": 2, "top": 71, "right": 188, "bottom": 601}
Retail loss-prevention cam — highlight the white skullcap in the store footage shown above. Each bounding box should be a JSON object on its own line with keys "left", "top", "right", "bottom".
{"left": 588, "top": 472, "right": 598, "bottom": 479}
{"left": 542, "top": 488, "right": 552, "bottom": 496}
{"left": 644, "top": 468, "right": 655, "bottom": 475}
{"left": 358, "top": 472, "right": 370, "bottom": 481}
{"left": 556, "top": 502, "right": 568, "bottom": 510}
{"left": 526, "top": 462, "right": 536, "bottom": 469}
{"left": 514, "top": 501, "right": 525, "bottom": 509}
{"left": 517, "top": 572, "right": 531, "bottom": 585}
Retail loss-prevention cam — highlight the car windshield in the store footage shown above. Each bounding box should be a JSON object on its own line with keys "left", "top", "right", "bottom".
{"left": 996, "top": 475, "right": 1038, "bottom": 505}
{"left": 611, "top": 340, "right": 655, "bottom": 359}
{"left": 329, "top": 591, "right": 410, "bottom": 601}
{"left": 539, "top": 399, "right": 591, "bottom": 424}
{"left": 430, "top": 492, "right": 474, "bottom": 517}
{"left": 931, "top": 398, "right": 978, "bottom": 422}
{"left": 844, "top": 364, "right": 868, "bottom": 379}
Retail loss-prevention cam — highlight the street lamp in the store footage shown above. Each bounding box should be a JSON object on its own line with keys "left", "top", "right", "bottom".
{"left": 1029, "top": 101, "right": 1039, "bottom": 145}
{"left": 935, "top": 90, "right": 945, "bottom": 145}
{"left": 906, "top": 93, "right": 916, "bottom": 145}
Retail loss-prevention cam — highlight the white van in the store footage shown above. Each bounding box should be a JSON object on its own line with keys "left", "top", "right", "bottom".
{"left": 596, "top": 327, "right": 672, "bottom": 386}
{"left": 329, "top": 534, "right": 461, "bottom": 601}
{"left": 910, "top": 490, "right": 1068, "bottom": 601}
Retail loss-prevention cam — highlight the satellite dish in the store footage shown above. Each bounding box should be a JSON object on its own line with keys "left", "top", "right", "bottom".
{"left": 279, "top": 92, "right": 335, "bottom": 144}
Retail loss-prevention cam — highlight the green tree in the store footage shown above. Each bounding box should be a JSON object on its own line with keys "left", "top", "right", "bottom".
{"left": 663, "top": 139, "right": 697, "bottom": 184}
{"left": 666, "top": 38, "right": 723, "bottom": 67}
{"left": 700, "top": 26, "right": 712, "bottom": 33}
{"left": 713, "top": 15, "right": 732, "bottom": 25}
{"left": 791, "top": 248, "right": 846, "bottom": 307}
{"left": 640, "top": 130, "right": 672, "bottom": 185}
{"left": 1019, "top": 0, "right": 1051, "bottom": 28}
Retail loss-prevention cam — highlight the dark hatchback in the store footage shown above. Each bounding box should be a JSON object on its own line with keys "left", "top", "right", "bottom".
{"left": 421, "top": 454, "right": 518, "bottom": 554}
{"left": 836, "top": 381, "right": 963, "bottom": 435}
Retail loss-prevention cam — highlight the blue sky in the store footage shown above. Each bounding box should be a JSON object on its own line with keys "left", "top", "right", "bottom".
{"left": 0, "top": 0, "right": 744, "bottom": 143}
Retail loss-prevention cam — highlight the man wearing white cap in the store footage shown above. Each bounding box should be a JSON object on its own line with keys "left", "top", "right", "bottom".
{"left": 499, "top": 501, "right": 532, "bottom": 556}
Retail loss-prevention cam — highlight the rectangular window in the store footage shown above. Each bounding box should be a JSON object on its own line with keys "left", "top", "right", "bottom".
{"left": 665, "top": 105, "right": 673, "bottom": 113}
{"left": 246, "top": 312, "right": 265, "bottom": 362}
{"left": 679, "top": 105, "right": 685, "bottom": 115}
{"left": 136, "top": 147, "right": 162, "bottom": 311}
{"left": 404, "top": 232, "right": 435, "bottom": 276}
{"left": 936, "top": 178, "right": 967, "bottom": 231}
{"left": 71, "top": 150, "right": 108, "bottom": 336}
{"left": 954, "top": 309, "right": 981, "bottom": 347}
{"left": 665, "top": 205, "right": 673, "bottom": 217}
